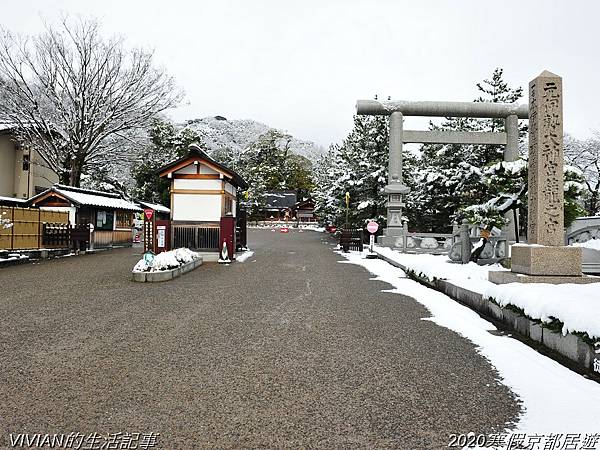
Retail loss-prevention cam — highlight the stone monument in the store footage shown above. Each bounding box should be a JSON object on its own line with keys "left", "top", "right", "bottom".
{"left": 489, "top": 71, "right": 597, "bottom": 284}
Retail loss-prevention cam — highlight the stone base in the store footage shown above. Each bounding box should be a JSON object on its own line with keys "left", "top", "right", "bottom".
{"left": 489, "top": 270, "right": 600, "bottom": 285}
{"left": 377, "top": 227, "right": 405, "bottom": 248}
{"left": 511, "top": 244, "right": 582, "bottom": 276}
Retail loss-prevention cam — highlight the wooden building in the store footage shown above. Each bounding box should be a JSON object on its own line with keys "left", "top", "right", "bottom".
{"left": 28, "top": 185, "right": 141, "bottom": 248}
{"left": 260, "top": 190, "right": 298, "bottom": 221}
{"left": 291, "top": 197, "right": 317, "bottom": 223}
{"left": 158, "top": 144, "right": 247, "bottom": 255}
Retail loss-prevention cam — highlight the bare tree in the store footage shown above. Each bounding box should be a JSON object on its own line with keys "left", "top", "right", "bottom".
{"left": 565, "top": 134, "right": 600, "bottom": 215}
{"left": 0, "top": 17, "right": 182, "bottom": 186}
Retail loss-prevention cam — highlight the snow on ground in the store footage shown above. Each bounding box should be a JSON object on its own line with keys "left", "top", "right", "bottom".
{"left": 375, "top": 246, "right": 600, "bottom": 340}
{"left": 236, "top": 250, "right": 255, "bottom": 262}
{"left": 338, "top": 250, "right": 600, "bottom": 434}
{"left": 0, "top": 253, "right": 29, "bottom": 262}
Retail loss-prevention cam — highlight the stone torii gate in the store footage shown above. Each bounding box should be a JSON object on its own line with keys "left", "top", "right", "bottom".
{"left": 355, "top": 98, "right": 529, "bottom": 247}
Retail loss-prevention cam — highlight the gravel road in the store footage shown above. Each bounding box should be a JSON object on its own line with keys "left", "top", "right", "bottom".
{"left": 0, "top": 229, "right": 519, "bottom": 449}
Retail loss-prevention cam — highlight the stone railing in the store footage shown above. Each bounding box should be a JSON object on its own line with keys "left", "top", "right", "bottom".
{"left": 566, "top": 225, "right": 600, "bottom": 274}
{"left": 392, "top": 221, "right": 509, "bottom": 264}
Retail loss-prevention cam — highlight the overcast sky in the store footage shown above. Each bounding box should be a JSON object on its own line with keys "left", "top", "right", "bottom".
{"left": 4, "top": 0, "right": 599, "bottom": 147}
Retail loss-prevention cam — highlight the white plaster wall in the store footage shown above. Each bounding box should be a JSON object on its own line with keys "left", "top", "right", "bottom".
{"left": 174, "top": 165, "right": 197, "bottom": 175}
{"left": 224, "top": 182, "right": 237, "bottom": 196}
{"left": 31, "top": 149, "right": 58, "bottom": 195}
{"left": 0, "top": 136, "right": 16, "bottom": 197}
{"left": 174, "top": 179, "right": 222, "bottom": 190}
{"left": 172, "top": 194, "right": 221, "bottom": 221}
{"left": 199, "top": 164, "right": 219, "bottom": 175}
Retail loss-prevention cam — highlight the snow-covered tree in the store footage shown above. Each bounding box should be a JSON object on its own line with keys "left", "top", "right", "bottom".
{"left": 237, "top": 129, "right": 314, "bottom": 217}
{"left": 314, "top": 114, "right": 416, "bottom": 227}
{"left": 410, "top": 68, "right": 527, "bottom": 231}
{"left": 131, "top": 119, "right": 201, "bottom": 205}
{"left": 0, "top": 17, "right": 181, "bottom": 186}
{"left": 565, "top": 134, "right": 600, "bottom": 215}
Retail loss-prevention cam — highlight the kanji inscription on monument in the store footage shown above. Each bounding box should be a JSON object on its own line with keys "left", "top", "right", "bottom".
{"left": 528, "top": 70, "right": 564, "bottom": 246}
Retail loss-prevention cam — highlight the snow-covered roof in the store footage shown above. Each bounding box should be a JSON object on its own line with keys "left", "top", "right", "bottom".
{"left": 264, "top": 191, "right": 297, "bottom": 209}
{"left": 31, "top": 185, "right": 142, "bottom": 211}
{"left": 0, "top": 195, "right": 27, "bottom": 205}
{"left": 137, "top": 201, "right": 170, "bottom": 214}
{"left": 0, "top": 195, "right": 27, "bottom": 204}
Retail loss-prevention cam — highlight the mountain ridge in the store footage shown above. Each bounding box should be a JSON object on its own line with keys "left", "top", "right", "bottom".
{"left": 180, "top": 116, "right": 325, "bottom": 162}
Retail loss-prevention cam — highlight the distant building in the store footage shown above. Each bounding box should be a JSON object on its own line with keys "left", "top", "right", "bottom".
{"left": 291, "top": 197, "right": 317, "bottom": 223}
{"left": 0, "top": 124, "right": 59, "bottom": 199}
{"left": 260, "top": 190, "right": 298, "bottom": 221}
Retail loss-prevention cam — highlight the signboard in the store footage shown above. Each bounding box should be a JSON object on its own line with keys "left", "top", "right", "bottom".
{"left": 280, "top": 227, "right": 289, "bottom": 233}
{"left": 366, "top": 221, "right": 378, "bottom": 258}
{"left": 143, "top": 211, "right": 155, "bottom": 253}
{"left": 143, "top": 251, "right": 155, "bottom": 264}
{"left": 157, "top": 226, "right": 166, "bottom": 248}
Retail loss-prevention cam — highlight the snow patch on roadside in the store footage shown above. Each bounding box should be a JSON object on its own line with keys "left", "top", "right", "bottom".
{"left": 236, "top": 250, "right": 255, "bottom": 262}
{"left": 338, "top": 250, "right": 600, "bottom": 434}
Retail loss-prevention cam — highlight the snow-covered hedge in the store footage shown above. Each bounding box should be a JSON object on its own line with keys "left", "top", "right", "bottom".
{"left": 133, "top": 248, "right": 200, "bottom": 272}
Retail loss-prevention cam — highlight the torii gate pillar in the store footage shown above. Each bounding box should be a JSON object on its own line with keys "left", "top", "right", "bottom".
{"left": 380, "top": 112, "right": 410, "bottom": 246}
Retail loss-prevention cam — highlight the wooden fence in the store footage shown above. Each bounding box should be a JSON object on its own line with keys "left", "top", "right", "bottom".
{"left": 339, "top": 229, "right": 364, "bottom": 252}
{"left": 0, "top": 207, "right": 69, "bottom": 250}
{"left": 93, "top": 230, "right": 133, "bottom": 248}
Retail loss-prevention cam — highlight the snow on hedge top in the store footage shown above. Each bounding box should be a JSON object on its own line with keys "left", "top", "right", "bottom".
{"left": 133, "top": 248, "right": 200, "bottom": 272}
{"left": 484, "top": 282, "right": 600, "bottom": 339}
{"left": 375, "top": 246, "right": 600, "bottom": 340}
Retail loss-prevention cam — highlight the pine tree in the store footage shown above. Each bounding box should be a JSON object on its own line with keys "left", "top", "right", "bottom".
{"left": 236, "top": 129, "right": 315, "bottom": 217}
{"left": 410, "top": 68, "right": 527, "bottom": 231}
{"left": 314, "top": 114, "right": 417, "bottom": 228}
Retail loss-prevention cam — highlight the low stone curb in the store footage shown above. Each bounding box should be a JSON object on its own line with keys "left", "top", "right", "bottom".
{"left": 131, "top": 257, "right": 203, "bottom": 283}
{"left": 375, "top": 249, "right": 600, "bottom": 379}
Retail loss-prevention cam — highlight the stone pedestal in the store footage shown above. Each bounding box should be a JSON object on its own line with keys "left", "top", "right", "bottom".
{"left": 488, "top": 270, "right": 599, "bottom": 285}
{"left": 489, "top": 244, "right": 600, "bottom": 284}
{"left": 511, "top": 244, "right": 582, "bottom": 276}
